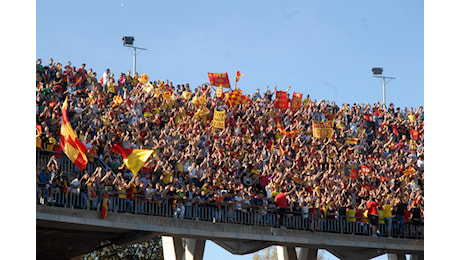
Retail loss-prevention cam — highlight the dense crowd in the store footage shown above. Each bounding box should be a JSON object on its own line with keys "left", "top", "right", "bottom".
{"left": 36, "top": 59, "right": 424, "bottom": 237}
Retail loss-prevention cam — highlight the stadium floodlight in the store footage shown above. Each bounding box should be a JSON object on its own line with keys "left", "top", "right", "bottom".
{"left": 372, "top": 67, "right": 383, "bottom": 75}
{"left": 372, "top": 67, "right": 395, "bottom": 106}
{"left": 122, "top": 36, "right": 135, "bottom": 46}
{"left": 122, "top": 36, "right": 147, "bottom": 74}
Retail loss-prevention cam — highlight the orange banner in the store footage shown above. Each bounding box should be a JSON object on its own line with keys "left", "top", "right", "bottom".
{"left": 291, "top": 92, "right": 303, "bottom": 109}
{"left": 313, "top": 121, "right": 334, "bottom": 138}
{"left": 208, "top": 72, "right": 231, "bottom": 88}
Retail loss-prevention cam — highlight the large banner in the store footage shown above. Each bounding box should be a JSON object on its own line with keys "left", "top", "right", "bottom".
{"left": 291, "top": 92, "right": 303, "bottom": 109}
{"left": 274, "top": 91, "right": 289, "bottom": 109}
{"left": 313, "top": 121, "right": 334, "bottom": 138}
{"left": 213, "top": 110, "right": 226, "bottom": 129}
{"left": 208, "top": 72, "right": 231, "bottom": 88}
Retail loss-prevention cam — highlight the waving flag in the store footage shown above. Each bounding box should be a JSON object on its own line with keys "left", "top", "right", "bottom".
{"left": 208, "top": 72, "right": 231, "bottom": 88}
{"left": 277, "top": 122, "right": 299, "bottom": 138}
{"left": 292, "top": 176, "right": 305, "bottom": 185}
{"left": 361, "top": 165, "right": 372, "bottom": 175}
{"left": 225, "top": 88, "right": 249, "bottom": 107}
{"left": 192, "top": 94, "right": 207, "bottom": 107}
{"left": 181, "top": 91, "right": 193, "bottom": 101}
{"left": 345, "top": 137, "right": 359, "bottom": 145}
{"left": 113, "top": 95, "right": 123, "bottom": 107}
{"left": 236, "top": 70, "right": 243, "bottom": 83}
{"left": 111, "top": 144, "right": 154, "bottom": 176}
{"left": 215, "top": 85, "right": 223, "bottom": 98}
{"left": 60, "top": 97, "right": 88, "bottom": 170}
{"left": 36, "top": 124, "right": 42, "bottom": 137}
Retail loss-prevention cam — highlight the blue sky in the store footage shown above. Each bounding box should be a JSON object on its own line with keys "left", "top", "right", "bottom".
{"left": 36, "top": 0, "right": 423, "bottom": 109}
{"left": 34, "top": 1, "right": 424, "bottom": 259}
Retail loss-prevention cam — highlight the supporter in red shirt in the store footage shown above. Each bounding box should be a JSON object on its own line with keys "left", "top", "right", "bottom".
{"left": 367, "top": 197, "right": 380, "bottom": 236}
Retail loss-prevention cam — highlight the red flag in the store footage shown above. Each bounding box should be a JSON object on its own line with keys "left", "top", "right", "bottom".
{"left": 36, "top": 124, "right": 42, "bottom": 137}
{"left": 351, "top": 168, "right": 358, "bottom": 180}
{"left": 292, "top": 176, "right": 304, "bottom": 185}
{"left": 208, "top": 72, "right": 231, "bottom": 88}
{"left": 274, "top": 91, "right": 289, "bottom": 109}
{"left": 101, "top": 193, "right": 108, "bottom": 219}
{"left": 361, "top": 165, "right": 372, "bottom": 175}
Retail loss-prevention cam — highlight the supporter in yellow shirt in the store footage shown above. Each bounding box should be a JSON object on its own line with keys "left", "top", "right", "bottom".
{"left": 383, "top": 199, "right": 394, "bottom": 237}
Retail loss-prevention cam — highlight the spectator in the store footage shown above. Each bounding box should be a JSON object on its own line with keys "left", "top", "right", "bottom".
{"left": 367, "top": 197, "right": 380, "bottom": 236}
{"left": 275, "top": 187, "right": 288, "bottom": 228}
{"left": 35, "top": 59, "right": 423, "bottom": 238}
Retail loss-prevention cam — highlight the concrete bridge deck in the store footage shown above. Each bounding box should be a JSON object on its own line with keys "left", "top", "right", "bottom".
{"left": 36, "top": 205, "right": 423, "bottom": 260}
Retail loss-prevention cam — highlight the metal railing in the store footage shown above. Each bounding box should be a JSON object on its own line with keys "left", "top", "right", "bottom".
{"left": 36, "top": 187, "right": 424, "bottom": 239}
{"left": 36, "top": 149, "right": 108, "bottom": 179}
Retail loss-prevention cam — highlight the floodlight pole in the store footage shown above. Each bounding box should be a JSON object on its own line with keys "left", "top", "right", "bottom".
{"left": 373, "top": 75, "right": 395, "bottom": 106}
{"left": 124, "top": 45, "right": 147, "bottom": 74}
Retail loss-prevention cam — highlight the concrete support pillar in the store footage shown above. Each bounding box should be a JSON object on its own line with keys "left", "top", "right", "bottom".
{"left": 184, "top": 238, "right": 206, "bottom": 260}
{"left": 298, "top": 248, "right": 318, "bottom": 260}
{"left": 388, "top": 253, "right": 406, "bottom": 260}
{"left": 162, "top": 236, "right": 184, "bottom": 260}
{"left": 276, "top": 246, "right": 297, "bottom": 260}
{"left": 410, "top": 254, "right": 424, "bottom": 260}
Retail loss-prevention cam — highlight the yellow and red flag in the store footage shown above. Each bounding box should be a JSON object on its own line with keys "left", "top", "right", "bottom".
{"left": 111, "top": 144, "right": 154, "bottom": 176}
{"left": 138, "top": 74, "right": 149, "bottom": 84}
{"left": 144, "top": 82, "right": 154, "bottom": 94}
{"left": 192, "top": 94, "right": 207, "bottom": 107}
{"left": 277, "top": 122, "right": 299, "bottom": 138}
{"left": 345, "top": 137, "right": 359, "bottom": 145}
{"left": 291, "top": 92, "right": 303, "bottom": 109}
{"left": 225, "top": 88, "right": 249, "bottom": 107}
{"left": 215, "top": 85, "right": 223, "bottom": 98}
{"left": 60, "top": 97, "right": 88, "bottom": 170}
{"left": 162, "top": 89, "right": 173, "bottom": 100}
{"left": 312, "top": 121, "right": 334, "bottom": 138}
{"left": 236, "top": 70, "right": 243, "bottom": 83}
{"left": 181, "top": 91, "right": 193, "bottom": 101}
{"left": 113, "top": 95, "right": 123, "bottom": 107}
{"left": 208, "top": 72, "right": 231, "bottom": 88}
{"left": 404, "top": 167, "right": 416, "bottom": 176}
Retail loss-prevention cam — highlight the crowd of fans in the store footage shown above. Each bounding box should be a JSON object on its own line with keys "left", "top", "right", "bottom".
{"left": 36, "top": 58, "right": 424, "bottom": 238}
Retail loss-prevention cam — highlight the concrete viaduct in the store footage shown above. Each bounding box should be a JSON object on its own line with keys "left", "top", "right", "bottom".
{"left": 36, "top": 206, "right": 423, "bottom": 260}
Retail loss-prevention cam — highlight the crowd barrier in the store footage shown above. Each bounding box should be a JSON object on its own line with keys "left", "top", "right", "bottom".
{"left": 36, "top": 186, "right": 424, "bottom": 240}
